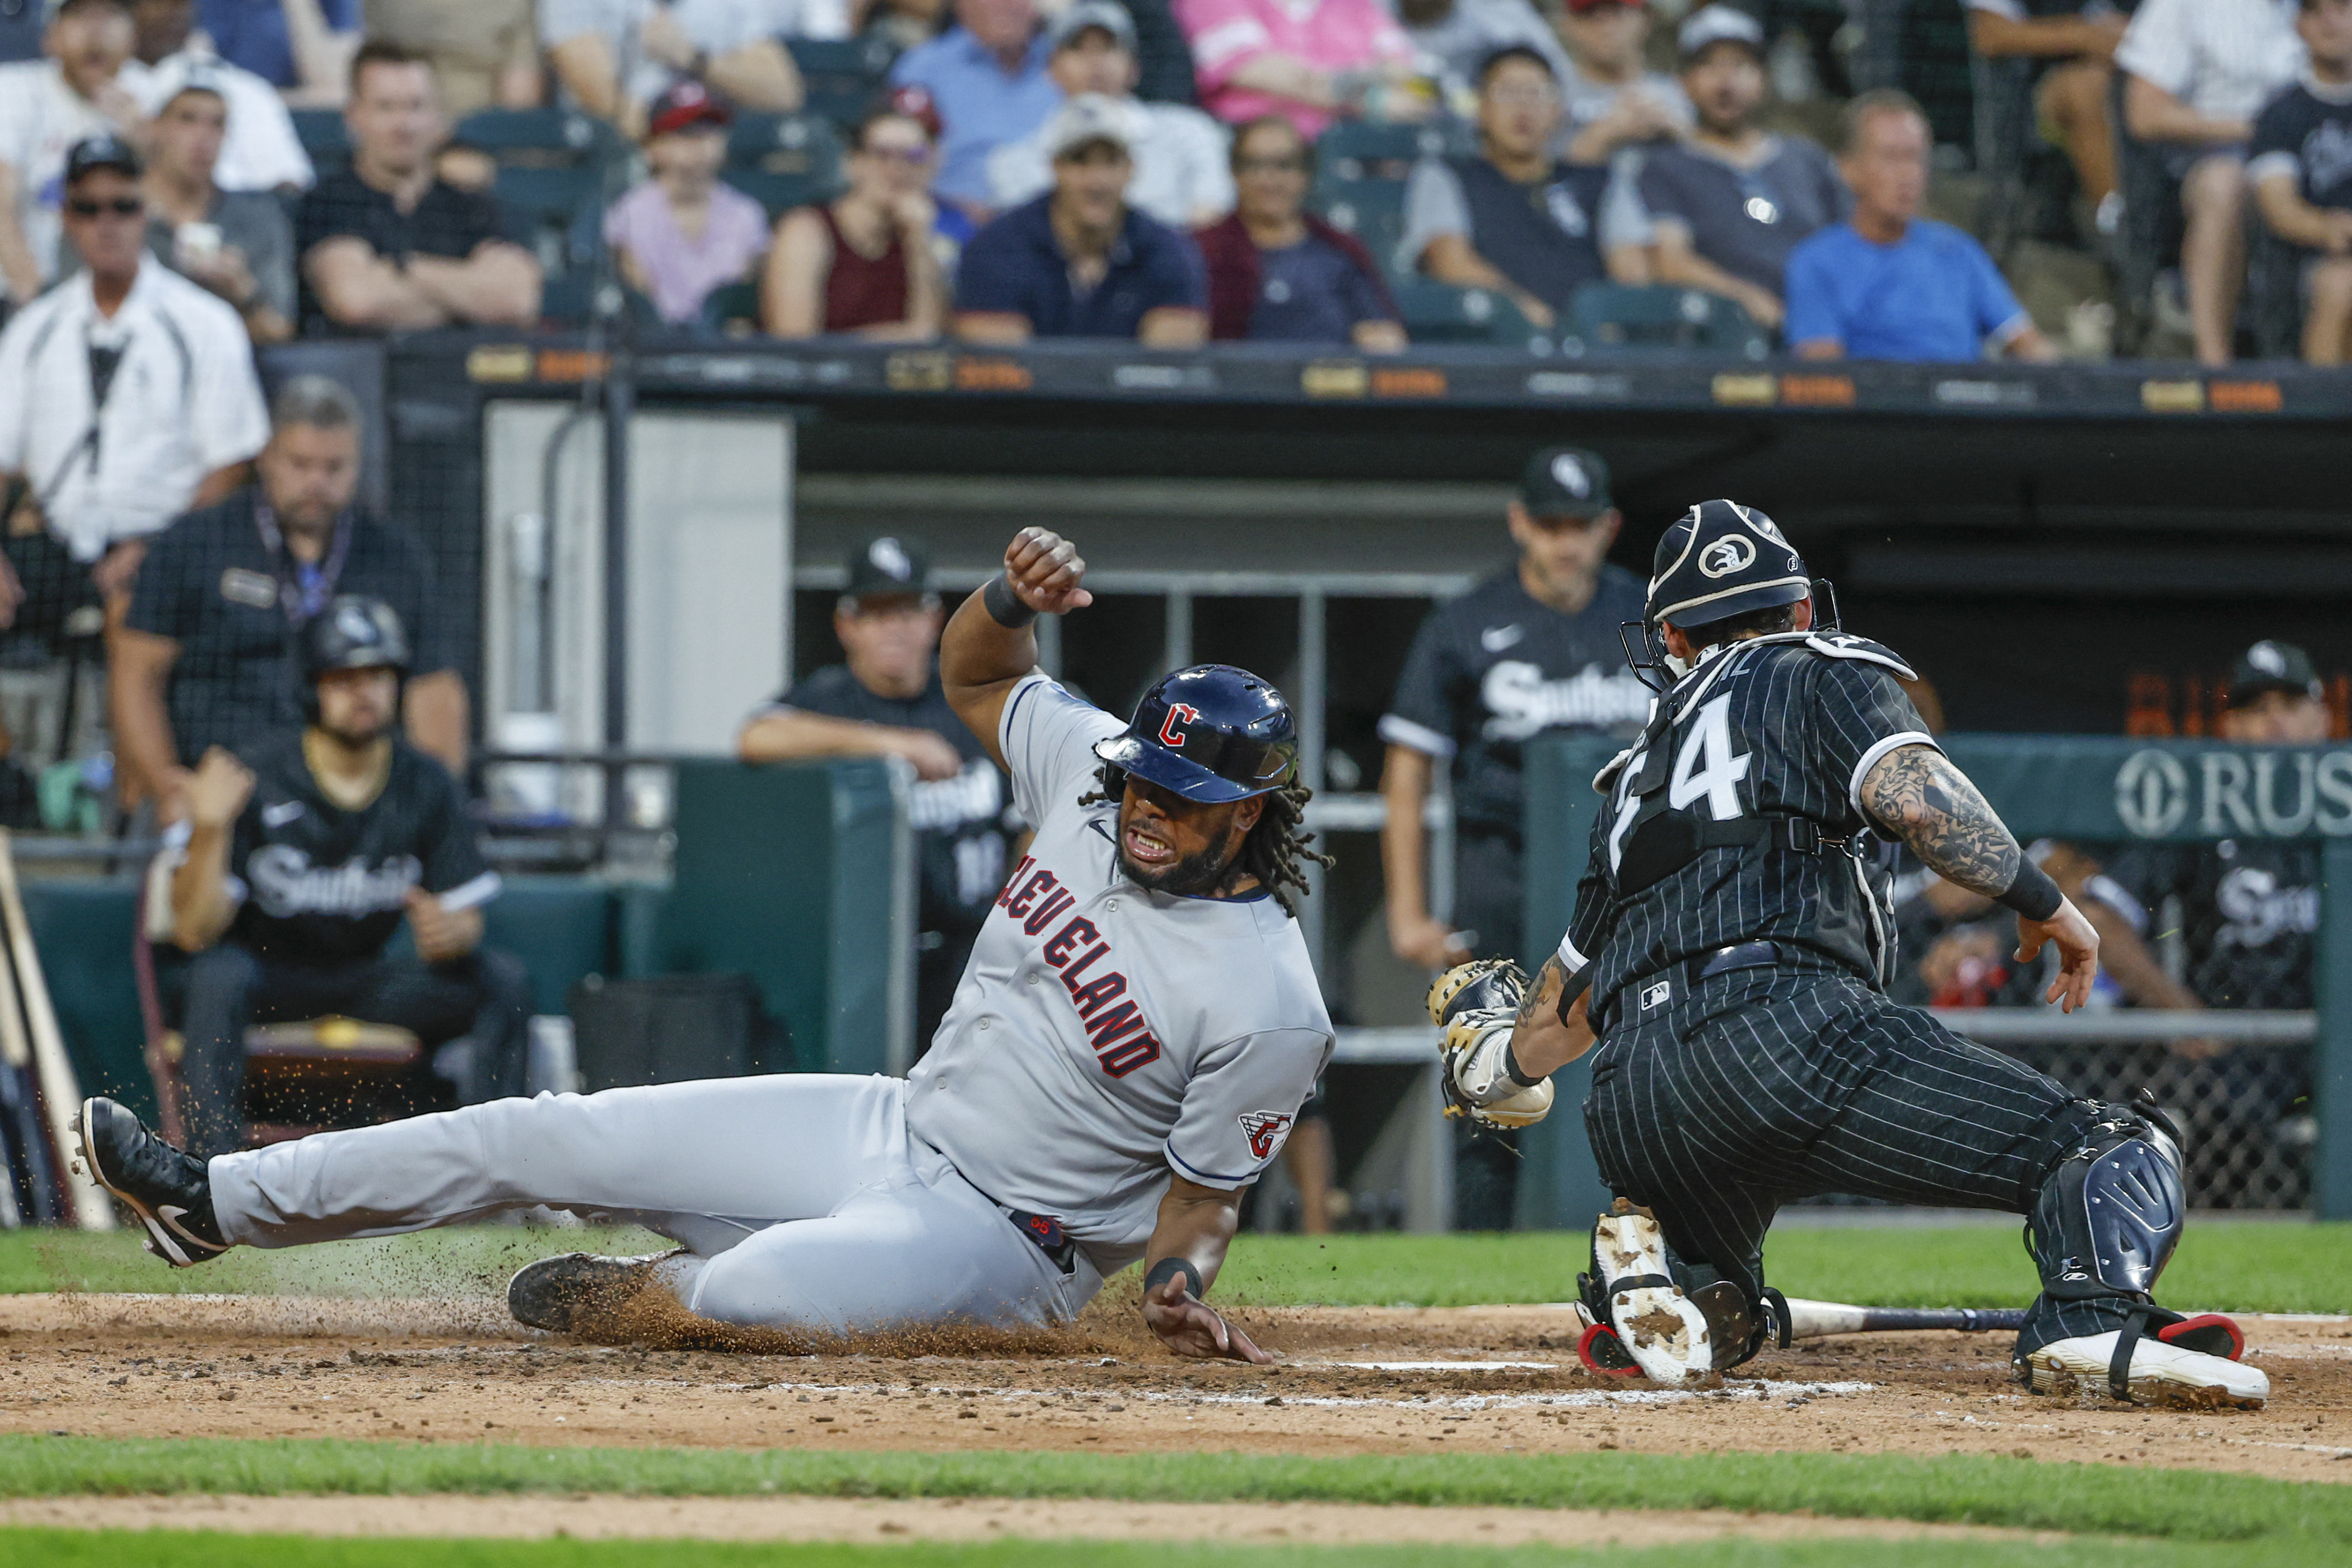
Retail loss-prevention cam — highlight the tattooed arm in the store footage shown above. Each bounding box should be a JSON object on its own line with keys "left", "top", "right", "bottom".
{"left": 1859, "top": 743, "right": 2102, "bottom": 1011}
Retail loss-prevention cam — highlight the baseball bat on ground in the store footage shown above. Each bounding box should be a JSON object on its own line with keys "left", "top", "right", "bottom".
{"left": 1781, "top": 1297, "right": 2026, "bottom": 1340}
{"left": 0, "top": 830, "right": 112, "bottom": 1229}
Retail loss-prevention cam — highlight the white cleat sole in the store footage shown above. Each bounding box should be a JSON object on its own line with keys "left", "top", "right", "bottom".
{"left": 1593, "top": 1208, "right": 1715, "bottom": 1384}
{"left": 2020, "top": 1331, "right": 2269, "bottom": 1410}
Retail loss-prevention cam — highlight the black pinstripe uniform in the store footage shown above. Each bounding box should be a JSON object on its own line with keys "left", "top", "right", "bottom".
{"left": 1562, "top": 631, "right": 2121, "bottom": 1354}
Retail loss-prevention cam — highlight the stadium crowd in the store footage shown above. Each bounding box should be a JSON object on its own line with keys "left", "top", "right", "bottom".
{"left": 0, "top": 0, "right": 2347, "bottom": 364}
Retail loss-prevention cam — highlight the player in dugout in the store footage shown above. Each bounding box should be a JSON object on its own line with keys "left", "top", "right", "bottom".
{"left": 737, "top": 535, "right": 1015, "bottom": 1054}
{"left": 76, "top": 528, "right": 1333, "bottom": 1361}
{"left": 1430, "top": 500, "right": 2267, "bottom": 1408}
{"left": 160, "top": 595, "right": 533, "bottom": 1158}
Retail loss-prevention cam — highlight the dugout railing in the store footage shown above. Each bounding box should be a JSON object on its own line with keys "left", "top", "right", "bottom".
{"left": 1522, "top": 732, "right": 2344, "bottom": 1229}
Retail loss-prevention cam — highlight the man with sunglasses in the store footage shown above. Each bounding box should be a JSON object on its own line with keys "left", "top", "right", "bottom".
{"left": 0, "top": 132, "right": 267, "bottom": 649}
{"left": 739, "top": 536, "right": 1015, "bottom": 1052}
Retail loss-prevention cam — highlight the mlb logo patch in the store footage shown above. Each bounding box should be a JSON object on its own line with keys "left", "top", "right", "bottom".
{"left": 1641, "top": 981, "right": 1672, "bottom": 1012}
{"left": 1238, "top": 1110, "right": 1294, "bottom": 1160}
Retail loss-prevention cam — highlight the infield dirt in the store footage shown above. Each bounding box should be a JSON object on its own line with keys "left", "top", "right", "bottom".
{"left": 0, "top": 1294, "right": 2345, "bottom": 1483}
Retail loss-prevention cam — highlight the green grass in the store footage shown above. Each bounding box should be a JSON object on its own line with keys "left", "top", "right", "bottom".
{"left": 3, "top": 1222, "right": 2344, "bottom": 1315}
{"left": 0, "top": 1438, "right": 2344, "bottom": 1547}
{"left": 1208, "top": 1224, "right": 2352, "bottom": 1315}
{"left": 0, "top": 1533, "right": 2341, "bottom": 1568}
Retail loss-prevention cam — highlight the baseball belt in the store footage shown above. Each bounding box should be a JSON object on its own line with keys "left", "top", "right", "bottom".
{"left": 1611, "top": 940, "right": 1789, "bottom": 1027}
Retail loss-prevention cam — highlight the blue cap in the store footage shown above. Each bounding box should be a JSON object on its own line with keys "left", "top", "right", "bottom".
{"left": 1093, "top": 664, "right": 1299, "bottom": 804}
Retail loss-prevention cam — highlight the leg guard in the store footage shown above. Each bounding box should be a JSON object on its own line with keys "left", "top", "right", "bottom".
{"left": 2028, "top": 1102, "right": 2184, "bottom": 1304}
{"left": 2024, "top": 1101, "right": 2226, "bottom": 1401}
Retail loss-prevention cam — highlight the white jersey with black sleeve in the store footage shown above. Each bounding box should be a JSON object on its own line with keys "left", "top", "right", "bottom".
{"left": 903, "top": 673, "right": 1334, "bottom": 1275}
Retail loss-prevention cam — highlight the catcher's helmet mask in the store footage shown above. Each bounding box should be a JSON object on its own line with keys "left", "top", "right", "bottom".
{"left": 1618, "top": 500, "right": 1841, "bottom": 692}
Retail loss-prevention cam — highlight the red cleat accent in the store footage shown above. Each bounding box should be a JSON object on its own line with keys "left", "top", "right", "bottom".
{"left": 1578, "top": 1320, "right": 1641, "bottom": 1378}
{"left": 2157, "top": 1313, "right": 2245, "bottom": 1362}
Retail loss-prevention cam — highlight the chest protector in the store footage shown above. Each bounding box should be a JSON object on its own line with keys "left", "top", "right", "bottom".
{"left": 1596, "top": 633, "right": 1909, "bottom": 984}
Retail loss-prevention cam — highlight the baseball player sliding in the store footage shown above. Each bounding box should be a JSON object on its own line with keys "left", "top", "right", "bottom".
{"left": 74, "top": 526, "right": 1332, "bottom": 1362}
{"left": 1433, "top": 500, "right": 2267, "bottom": 1409}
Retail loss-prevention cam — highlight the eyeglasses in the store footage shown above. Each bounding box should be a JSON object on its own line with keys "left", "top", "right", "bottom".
{"left": 68, "top": 197, "right": 144, "bottom": 218}
{"left": 1485, "top": 85, "right": 1560, "bottom": 107}
{"left": 858, "top": 143, "right": 932, "bottom": 165}
{"left": 1236, "top": 156, "right": 1306, "bottom": 174}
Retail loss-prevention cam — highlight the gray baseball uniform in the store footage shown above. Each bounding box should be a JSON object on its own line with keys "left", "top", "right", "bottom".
{"left": 204, "top": 672, "right": 1333, "bottom": 1336}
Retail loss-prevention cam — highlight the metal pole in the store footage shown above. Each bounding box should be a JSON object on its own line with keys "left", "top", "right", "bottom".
{"left": 2317, "top": 838, "right": 2352, "bottom": 1217}
{"left": 602, "top": 359, "right": 633, "bottom": 760}
{"left": 1297, "top": 588, "right": 1327, "bottom": 977}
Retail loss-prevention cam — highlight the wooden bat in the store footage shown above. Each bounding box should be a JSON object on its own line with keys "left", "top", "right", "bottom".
{"left": 0, "top": 909, "right": 54, "bottom": 1226}
{"left": 1781, "top": 1297, "right": 2026, "bottom": 1340}
{"left": 0, "top": 831, "right": 113, "bottom": 1230}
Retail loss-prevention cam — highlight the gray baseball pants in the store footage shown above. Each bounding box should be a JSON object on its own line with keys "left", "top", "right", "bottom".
{"left": 207, "top": 1074, "right": 1105, "bottom": 1335}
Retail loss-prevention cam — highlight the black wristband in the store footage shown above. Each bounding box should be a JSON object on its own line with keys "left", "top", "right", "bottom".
{"left": 1144, "top": 1257, "right": 1201, "bottom": 1299}
{"left": 982, "top": 572, "right": 1038, "bottom": 629}
{"left": 1996, "top": 858, "right": 2064, "bottom": 922}
{"left": 1502, "top": 1039, "right": 1542, "bottom": 1088}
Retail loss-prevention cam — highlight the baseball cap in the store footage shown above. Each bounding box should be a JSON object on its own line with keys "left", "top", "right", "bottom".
{"left": 2227, "top": 640, "right": 2324, "bottom": 708}
{"left": 1045, "top": 94, "right": 1134, "bottom": 160}
{"left": 1049, "top": 0, "right": 1138, "bottom": 53}
{"left": 648, "top": 80, "right": 731, "bottom": 138}
{"left": 1519, "top": 447, "right": 1613, "bottom": 519}
{"left": 64, "top": 132, "right": 143, "bottom": 185}
{"left": 845, "top": 535, "right": 931, "bottom": 600}
{"left": 1678, "top": 3, "right": 1767, "bottom": 62}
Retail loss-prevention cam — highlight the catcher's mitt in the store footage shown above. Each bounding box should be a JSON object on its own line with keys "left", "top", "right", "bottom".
{"left": 1426, "top": 959, "right": 1555, "bottom": 1130}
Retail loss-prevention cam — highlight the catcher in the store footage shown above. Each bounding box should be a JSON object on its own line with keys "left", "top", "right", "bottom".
{"left": 1431, "top": 499, "right": 2266, "bottom": 1408}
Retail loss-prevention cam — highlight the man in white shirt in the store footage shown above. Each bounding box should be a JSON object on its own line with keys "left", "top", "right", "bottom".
{"left": 123, "top": 0, "right": 316, "bottom": 194}
{"left": 2117, "top": 0, "right": 2306, "bottom": 362}
{"left": 0, "top": 0, "right": 143, "bottom": 304}
{"left": 988, "top": 0, "right": 1233, "bottom": 230}
{"left": 0, "top": 134, "right": 268, "bottom": 640}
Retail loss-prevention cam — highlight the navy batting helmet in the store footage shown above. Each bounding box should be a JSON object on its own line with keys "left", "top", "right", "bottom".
{"left": 1645, "top": 498, "right": 1810, "bottom": 631}
{"left": 300, "top": 596, "right": 410, "bottom": 720}
{"left": 1093, "top": 664, "right": 1299, "bottom": 804}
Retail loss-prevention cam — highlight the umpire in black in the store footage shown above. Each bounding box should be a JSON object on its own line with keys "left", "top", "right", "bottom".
{"left": 1379, "top": 447, "right": 1650, "bottom": 1228}
{"left": 166, "top": 596, "right": 530, "bottom": 1158}
{"left": 1438, "top": 500, "right": 2267, "bottom": 1408}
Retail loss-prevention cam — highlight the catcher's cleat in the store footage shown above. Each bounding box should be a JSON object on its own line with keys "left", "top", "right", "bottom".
{"left": 73, "top": 1097, "right": 227, "bottom": 1267}
{"left": 1591, "top": 1202, "right": 1714, "bottom": 1384}
{"left": 507, "top": 1251, "right": 678, "bottom": 1334}
{"left": 2018, "top": 1331, "right": 2268, "bottom": 1410}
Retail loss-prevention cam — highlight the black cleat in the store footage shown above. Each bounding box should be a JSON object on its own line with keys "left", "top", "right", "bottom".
{"left": 507, "top": 1252, "right": 675, "bottom": 1334}
{"left": 73, "top": 1098, "right": 227, "bottom": 1266}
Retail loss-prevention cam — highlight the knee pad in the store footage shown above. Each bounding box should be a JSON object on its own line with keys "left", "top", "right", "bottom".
{"left": 2028, "top": 1102, "right": 2184, "bottom": 1302}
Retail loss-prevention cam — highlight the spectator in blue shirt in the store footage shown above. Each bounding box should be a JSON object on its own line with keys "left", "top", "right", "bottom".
{"left": 955, "top": 92, "right": 1208, "bottom": 342}
{"left": 890, "top": 0, "right": 1062, "bottom": 223}
{"left": 1785, "top": 90, "right": 2057, "bottom": 362}
{"left": 198, "top": 0, "right": 357, "bottom": 97}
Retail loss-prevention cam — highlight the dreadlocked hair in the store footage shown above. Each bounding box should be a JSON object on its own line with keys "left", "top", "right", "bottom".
{"left": 1078, "top": 763, "right": 1334, "bottom": 918}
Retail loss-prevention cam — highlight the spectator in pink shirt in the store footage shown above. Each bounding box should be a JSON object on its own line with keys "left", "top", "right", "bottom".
{"left": 603, "top": 81, "right": 772, "bottom": 325}
{"left": 1175, "top": 0, "right": 1431, "bottom": 138}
